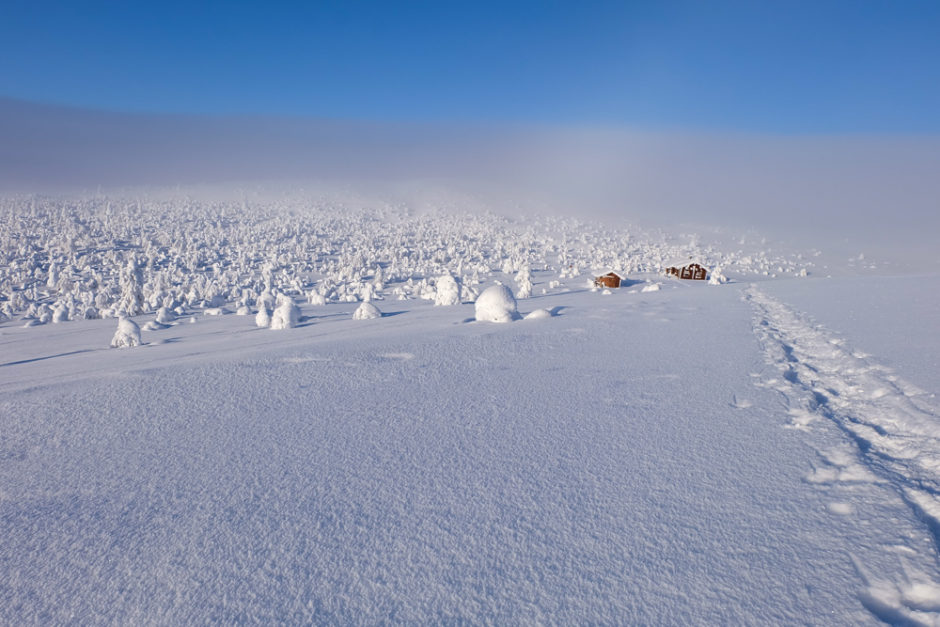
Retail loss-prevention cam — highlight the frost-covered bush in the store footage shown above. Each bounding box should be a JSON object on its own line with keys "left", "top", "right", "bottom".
{"left": 51, "top": 303, "right": 69, "bottom": 323}
{"left": 270, "top": 296, "right": 300, "bottom": 329}
{"left": 255, "top": 306, "right": 271, "bottom": 328}
{"left": 708, "top": 267, "right": 727, "bottom": 285}
{"left": 434, "top": 274, "right": 461, "bottom": 306}
{"left": 155, "top": 306, "right": 175, "bottom": 324}
{"left": 110, "top": 316, "right": 142, "bottom": 348}
{"left": 475, "top": 284, "right": 518, "bottom": 323}
{"left": 352, "top": 301, "right": 382, "bottom": 320}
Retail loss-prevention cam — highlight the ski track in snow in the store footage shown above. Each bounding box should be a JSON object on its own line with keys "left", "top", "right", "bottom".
{"left": 746, "top": 285, "right": 940, "bottom": 625}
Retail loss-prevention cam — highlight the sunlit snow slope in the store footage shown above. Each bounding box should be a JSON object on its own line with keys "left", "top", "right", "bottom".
{"left": 2, "top": 195, "right": 939, "bottom": 623}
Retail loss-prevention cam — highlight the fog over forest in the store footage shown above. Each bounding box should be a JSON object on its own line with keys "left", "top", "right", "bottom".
{"left": 2, "top": 97, "right": 937, "bottom": 259}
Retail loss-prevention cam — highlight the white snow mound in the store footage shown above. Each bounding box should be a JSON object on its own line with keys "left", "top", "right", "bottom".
{"left": 475, "top": 284, "right": 518, "bottom": 323}
{"left": 524, "top": 308, "right": 552, "bottom": 320}
{"left": 353, "top": 301, "right": 382, "bottom": 320}
{"left": 110, "top": 317, "right": 142, "bottom": 348}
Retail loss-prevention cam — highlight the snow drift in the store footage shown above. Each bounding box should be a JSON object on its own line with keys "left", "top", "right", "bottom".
{"left": 475, "top": 284, "right": 518, "bottom": 323}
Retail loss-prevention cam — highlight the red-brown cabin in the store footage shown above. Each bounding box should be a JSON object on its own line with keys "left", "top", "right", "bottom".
{"left": 665, "top": 263, "right": 708, "bottom": 281}
{"left": 594, "top": 272, "right": 622, "bottom": 288}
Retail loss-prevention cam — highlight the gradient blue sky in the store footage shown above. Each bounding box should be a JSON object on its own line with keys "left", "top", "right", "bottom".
{"left": 2, "top": 1, "right": 939, "bottom": 132}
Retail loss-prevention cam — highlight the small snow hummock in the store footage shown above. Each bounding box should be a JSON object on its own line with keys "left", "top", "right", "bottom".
{"left": 524, "top": 308, "right": 552, "bottom": 320}
{"left": 110, "top": 316, "right": 142, "bottom": 348}
{"left": 352, "top": 301, "right": 382, "bottom": 320}
{"left": 475, "top": 284, "right": 518, "bottom": 323}
{"left": 270, "top": 296, "right": 301, "bottom": 330}
{"left": 641, "top": 283, "right": 661, "bottom": 293}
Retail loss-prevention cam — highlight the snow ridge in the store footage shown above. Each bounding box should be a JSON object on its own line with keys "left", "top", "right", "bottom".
{"left": 746, "top": 285, "right": 940, "bottom": 625}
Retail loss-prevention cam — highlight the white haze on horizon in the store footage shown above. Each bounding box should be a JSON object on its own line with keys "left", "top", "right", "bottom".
{"left": 2, "top": 97, "right": 937, "bottom": 262}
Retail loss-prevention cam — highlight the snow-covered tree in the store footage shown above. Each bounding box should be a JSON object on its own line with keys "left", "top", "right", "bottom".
{"left": 270, "top": 295, "right": 300, "bottom": 329}
{"left": 116, "top": 259, "right": 145, "bottom": 316}
{"left": 352, "top": 301, "right": 382, "bottom": 320}
{"left": 434, "top": 274, "right": 461, "bottom": 306}
{"left": 110, "top": 316, "right": 142, "bottom": 348}
{"left": 515, "top": 266, "right": 533, "bottom": 299}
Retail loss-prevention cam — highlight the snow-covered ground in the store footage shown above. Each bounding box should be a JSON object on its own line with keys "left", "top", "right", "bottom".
{"left": 2, "top": 193, "right": 939, "bottom": 623}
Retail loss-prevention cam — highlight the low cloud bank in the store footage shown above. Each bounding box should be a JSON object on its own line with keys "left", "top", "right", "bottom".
{"left": 2, "top": 97, "right": 937, "bottom": 251}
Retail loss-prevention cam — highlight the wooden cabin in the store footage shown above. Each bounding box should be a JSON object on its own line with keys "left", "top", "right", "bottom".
{"left": 594, "top": 272, "right": 622, "bottom": 288}
{"left": 665, "top": 263, "right": 707, "bottom": 281}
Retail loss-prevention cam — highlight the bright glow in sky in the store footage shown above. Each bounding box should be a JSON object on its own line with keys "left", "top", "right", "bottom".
{"left": 2, "top": 1, "right": 939, "bottom": 132}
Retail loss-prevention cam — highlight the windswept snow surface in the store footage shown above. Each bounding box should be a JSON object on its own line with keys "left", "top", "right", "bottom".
{"left": 1, "top": 194, "right": 939, "bottom": 623}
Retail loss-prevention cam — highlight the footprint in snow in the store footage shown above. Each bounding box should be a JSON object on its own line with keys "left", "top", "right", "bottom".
{"left": 827, "top": 502, "right": 855, "bottom": 516}
{"left": 379, "top": 352, "right": 415, "bottom": 361}
{"left": 730, "top": 394, "right": 752, "bottom": 409}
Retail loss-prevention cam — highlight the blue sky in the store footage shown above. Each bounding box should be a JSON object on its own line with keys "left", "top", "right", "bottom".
{"left": 2, "top": 1, "right": 939, "bottom": 132}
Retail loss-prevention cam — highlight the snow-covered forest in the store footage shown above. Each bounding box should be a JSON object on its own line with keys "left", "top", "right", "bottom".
{"left": 0, "top": 192, "right": 822, "bottom": 327}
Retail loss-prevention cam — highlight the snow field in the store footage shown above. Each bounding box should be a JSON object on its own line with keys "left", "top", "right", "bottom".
{"left": 0, "top": 193, "right": 937, "bottom": 623}
{"left": 1, "top": 282, "right": 932, "bottom": 623}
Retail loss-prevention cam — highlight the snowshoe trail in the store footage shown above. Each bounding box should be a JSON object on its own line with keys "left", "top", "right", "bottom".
{"left": 746, "top": 285, "right": 940, "bottom": 625}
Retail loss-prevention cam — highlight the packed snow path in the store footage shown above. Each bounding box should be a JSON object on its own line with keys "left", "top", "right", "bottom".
{"left": 1, "top": 284, "right": 938, "bottom": 623}
{"left": 747, "top": 286, "right": 940, "bottom": 625}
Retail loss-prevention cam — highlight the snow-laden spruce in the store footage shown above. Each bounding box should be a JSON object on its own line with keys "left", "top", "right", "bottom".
{"left": 110, "top": 316, "right": 142, "bottom": 348}
{"left": 515, "top": 266, "right": 533, "bottom": 299}
{"left": 352, "top": 301, "right": 382, "bottom": 320}
{"left": 475, "top": 283, "right": 518, "bottom": 323}
{"left": 270, "top": 295, "right": 300, "bottom": 329}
